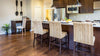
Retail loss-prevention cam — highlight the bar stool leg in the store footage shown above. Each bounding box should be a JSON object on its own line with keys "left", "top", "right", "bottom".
{"left": 73, "top": 42, "right": 76, "bottom": 56}
{"left": 91, "top": 46, "right": 94, "bottom": 56}
{"left": 33, "top": 34, "right": 36, "bottom": 47}
{"left": 47, "top": 33, "right": 49, "bottom": 44}
{"left": 59, "top": 39, "right": 62, "bottom": 54}
{"left": 67, "top": 35, "right": 69, "bottom": 49}
{"left": 49, "top": 37, "right": 51, "bottom": 50}
{"left": 68, "top": 37, "right": 69, "bottom": 49}
{"left": 22, "top": 29, "right": 23, "bottom": 35}
{"left": 24, "top": 28, "right": 26, "bottom": 35}
{"left": 40, "top": 35, "right": 43, "bottom": 47}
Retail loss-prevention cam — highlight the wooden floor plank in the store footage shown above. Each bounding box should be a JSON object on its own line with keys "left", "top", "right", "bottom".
{"left": 0, "top": 32, "right": 90, "bottom": 56}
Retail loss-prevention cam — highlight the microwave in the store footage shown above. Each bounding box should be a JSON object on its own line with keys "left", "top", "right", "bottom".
{"left": 67, "top": 5, "right": 79, "bottom": 13}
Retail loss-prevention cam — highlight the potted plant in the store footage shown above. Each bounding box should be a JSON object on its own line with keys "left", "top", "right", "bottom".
{"left": 2, "top": 24, "right": 10, "bottom": 35}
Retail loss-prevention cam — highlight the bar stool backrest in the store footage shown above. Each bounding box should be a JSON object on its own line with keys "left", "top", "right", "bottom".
{"left": 33, "top": 21, "right": 43, "bottom": 34}
{"left": 74, "top": 22, "right": 94, "bottom": 46}
{"left": 49, "top": 21, "right": 62, "bottom": 39}
{"left": 22, "top": 18, "right": 26, "bottom": 28}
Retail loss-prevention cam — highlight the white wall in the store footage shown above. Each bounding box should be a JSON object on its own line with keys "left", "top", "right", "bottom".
{"left": 69, "top": 10, "right": 100, "bottom": 21}
{"left": 0, "top": 0, "right": 27, "bottom": 34}
{"left": 25, "top": 0, "right": 32, "bottom": 19}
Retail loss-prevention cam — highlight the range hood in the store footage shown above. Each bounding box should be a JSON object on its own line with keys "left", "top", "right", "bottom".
{"left": 94, "top": 1, "right": 100, "bottom": 9}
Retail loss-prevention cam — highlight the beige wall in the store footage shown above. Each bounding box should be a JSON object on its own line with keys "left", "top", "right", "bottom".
{"left": 29, "top": 0, "right": 53, "bottom": 21}
{"left": 31, "top": 0, "right": 44, "bottom": 21}
{"left": 30, "top": 0, "right": 44, "bottom": 31}
{"left": 0, "top": 0, "right": 27, "bottom": 34}
{"left": 30, "top": 0, "right": 53, "bottom": 31}
{"left": 30, "top": 0, "right": 52, "bottom": 30}
{"left": 43, "top": 0, "right": 53, "bottom": 20}
{"left": 44, "top": 0, "right": 53, "bottom": 8}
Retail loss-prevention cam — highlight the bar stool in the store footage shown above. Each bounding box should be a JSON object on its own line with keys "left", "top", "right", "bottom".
{"left": 73, "top": 22, "right": 95, "bottom": 56}
{"left": 49, "top": 21, "right": 68, "bottom": 54}
{"left": 33, "top": 21, "right": 49, "bottom": 47}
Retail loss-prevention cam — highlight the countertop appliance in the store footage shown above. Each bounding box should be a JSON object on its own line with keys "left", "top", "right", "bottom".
{"left": 94, "top": 1, "right": 100, "bottom": 9}
{"left": 67, "top": 5, "right": 79, "bottom": 13}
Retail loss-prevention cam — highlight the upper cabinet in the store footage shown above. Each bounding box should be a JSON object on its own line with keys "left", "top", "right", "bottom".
{"left": 63, "top": 0, "right": 68, "bottom": 7}
{"left": 80, "top": 0, "right": 93, "bottom": 13}
{"left": 53, "top": 0, "right": 64, "bottom": 8}
{"left": 53, "top": 0, "right": 93, "bottom": 13}
{"left": 68, "top": 0, "right": 77, "bottom": 5}
{"left": 53, "top": 0, "right": 69, "bottom": 8}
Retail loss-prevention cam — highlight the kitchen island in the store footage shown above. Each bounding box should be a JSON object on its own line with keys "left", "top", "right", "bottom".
{"left": 42, "top": 21, "right": 100, "bottom": 56}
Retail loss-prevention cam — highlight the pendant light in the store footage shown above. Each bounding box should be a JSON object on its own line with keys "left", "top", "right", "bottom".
{"left": 76, "top": 0, "right": 82, "bottom": 7}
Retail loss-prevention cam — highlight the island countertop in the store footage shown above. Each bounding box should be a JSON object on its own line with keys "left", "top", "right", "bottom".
{"left": 43, "top": 21, "right": 100, "bottom": 28}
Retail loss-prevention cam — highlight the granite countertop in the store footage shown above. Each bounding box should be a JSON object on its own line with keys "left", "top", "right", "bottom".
{"left": 43, "top": 21, "right": 100, "bottom": 28}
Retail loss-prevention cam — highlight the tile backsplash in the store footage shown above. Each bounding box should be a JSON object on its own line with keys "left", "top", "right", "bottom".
{"left": 69, "top": 10, "right": 100, "bottom": 21}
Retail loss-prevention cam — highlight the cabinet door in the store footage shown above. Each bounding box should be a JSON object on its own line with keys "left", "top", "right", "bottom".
{"left": 80, "top": 0, "right": 93, "bottom": 13}
{"left": 63, "top": 0, "right": 68, "bottom": 7}
{"left": 53, "top": 0, "right": 65, "bottom": 8}
{"left": 68, "top": 0, "right": 77, "bottom": 5}
{"left": 58, "top": 0, "right": 64, "bottom": 7}
{"left": 53, "top": 0, "right": 59, "bottom": 6}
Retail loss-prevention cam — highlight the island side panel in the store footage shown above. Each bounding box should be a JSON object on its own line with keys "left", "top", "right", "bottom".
{"left": 62, "top": 25, "right": 74, "bottom": 50}
{"left": 94, "top": 27, "right": 100, "bottom": 56}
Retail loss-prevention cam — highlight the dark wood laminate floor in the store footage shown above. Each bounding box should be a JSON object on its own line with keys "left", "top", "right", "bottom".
{"left": 0, "top": 32, "right": 90, "bottom": 56}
